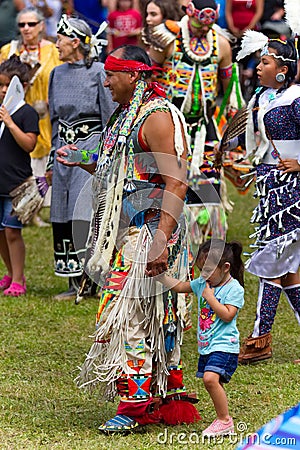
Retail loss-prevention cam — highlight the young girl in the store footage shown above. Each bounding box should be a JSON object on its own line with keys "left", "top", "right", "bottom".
{"left": 0, "top": 55, "right": 39, "bottom": 296}
{"left": 161, "top": 239, "right": 244, "bottom": 437}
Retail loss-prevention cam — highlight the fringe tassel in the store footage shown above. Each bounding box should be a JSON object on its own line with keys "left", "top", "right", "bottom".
{"left": 168, "top": 102, "right": 190, "bottom": 162}
{"left": 244, "top": 332, "right": 272, "bottom": 348}
{"left": 189, "top": 124, "right": 206, "bottom": 178}
{"left": 87, "top": 149, "right": 125, "bottom": 282}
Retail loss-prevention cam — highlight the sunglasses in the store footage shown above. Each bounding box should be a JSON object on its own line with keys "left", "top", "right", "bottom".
{"left": 18, "top": 21, "right": 40, "bottom": 28}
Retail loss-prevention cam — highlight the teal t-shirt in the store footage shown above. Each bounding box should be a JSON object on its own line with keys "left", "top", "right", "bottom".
{"left": 190, "top": 276, "right": 244, "bottom": 355}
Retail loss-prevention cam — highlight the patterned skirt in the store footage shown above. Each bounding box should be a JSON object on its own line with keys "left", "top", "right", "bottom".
{"left": 245, "top": 164, "right": 300, "bottom": 278}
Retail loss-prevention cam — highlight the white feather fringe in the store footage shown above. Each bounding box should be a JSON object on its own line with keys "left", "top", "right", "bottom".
{"left": 189, "top": 123, "right": 206, "bottom": 178}
{"left": 236, "top": 30, "right": 268, "bottom": 61}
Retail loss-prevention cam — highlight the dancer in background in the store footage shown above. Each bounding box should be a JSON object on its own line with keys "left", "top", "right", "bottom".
{"left": 47, "top": 15, "right": 115, "bottom": 300}
{"left": 148, "top": 0, "right": 243, "bottom": 244}
{"left": 222, "top": 26, "right": 300, "bottom": 363}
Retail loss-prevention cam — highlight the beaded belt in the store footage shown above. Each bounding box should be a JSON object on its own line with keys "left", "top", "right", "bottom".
{"left": 58, "top": 117, "right": 102, "bottom": 144}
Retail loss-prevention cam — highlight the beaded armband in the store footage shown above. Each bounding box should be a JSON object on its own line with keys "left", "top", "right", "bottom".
{"left": 219, "top": 64, "right": 233, "bottom": 80}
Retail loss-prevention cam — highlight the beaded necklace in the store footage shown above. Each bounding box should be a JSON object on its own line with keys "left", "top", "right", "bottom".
{"left": 20, "top": 42, "right": 41, "bottom": 68}
{"left": 96, "top": 79, "right": 153, "bottom": 184}
{"left": 181, "top": 15, "right": 213, "bottom": 63}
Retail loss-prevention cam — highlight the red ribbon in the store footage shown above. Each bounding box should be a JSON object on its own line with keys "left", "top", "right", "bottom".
{"left": 147, "top": 82, "right": 166, "bottom": 98}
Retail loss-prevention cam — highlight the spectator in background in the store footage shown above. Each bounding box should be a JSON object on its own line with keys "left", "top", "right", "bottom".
{"left": 0, "top": 0, "right": 25, "bottom": 48}
{"left": 107, "top": 0, "right": 142, "bottom": 52}
{"left": 226, "top": 0, "right": 264, "bottom": 100}
{"left": 44, "top": 0, "right": 63, "bottom": 41}
{"left": 0, "top": 7, "right": 61, "bottom": 227}
{"left": 261, "top": 0, "right": 284, "bottom": 25}
{"left": 225, "top": 0, "right": 264, "bottom": 41}
{"left": 0, "top": 56, "right": 39, "bottom": 297}
{"left": 24, "top": 0, "right": 63, "bottom": 41}
{"left": 103, "top": 0, "right": 140, "bottom": 12}
{"left": 149, "top": 0, "right": 237, "bottom": 243}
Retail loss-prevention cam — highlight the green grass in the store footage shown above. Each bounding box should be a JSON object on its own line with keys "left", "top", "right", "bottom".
{"left": 0, "top": 182, "right": 299, "bottom": 450}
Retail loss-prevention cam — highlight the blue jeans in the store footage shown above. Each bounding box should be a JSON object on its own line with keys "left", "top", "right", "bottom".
{"left": 0, "top": 196, "right": 23, "bottom": 230}
{"left": 196, "top": 351, "right": 238, "bottom": 383}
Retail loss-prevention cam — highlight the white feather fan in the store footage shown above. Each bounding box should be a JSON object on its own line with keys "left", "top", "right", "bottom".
{"left": 236, "top": 30, "right": 268, "bottom": 61}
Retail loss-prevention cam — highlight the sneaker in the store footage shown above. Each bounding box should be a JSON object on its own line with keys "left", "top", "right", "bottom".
{"left": 202, "top": 417, "right": 234, "bottom": 437}
{"left": 98, "top": 414, "right": 139, "bottom": 433}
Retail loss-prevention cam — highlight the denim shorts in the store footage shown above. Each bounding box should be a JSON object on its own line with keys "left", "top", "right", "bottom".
{"left": 0, "top": 197, "right": 23, "bottom": 230}
{"left": 196, "top": 351, "right": 238, "bottom": 383}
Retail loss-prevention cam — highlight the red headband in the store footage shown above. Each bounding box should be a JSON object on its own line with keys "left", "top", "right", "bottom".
{"left": 104, "top": 55, "right": 154, "bottom": 72}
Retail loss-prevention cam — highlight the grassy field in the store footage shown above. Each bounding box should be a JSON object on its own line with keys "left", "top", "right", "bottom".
{"left": 0, "top": 181, "right": 299, "bottom": 450}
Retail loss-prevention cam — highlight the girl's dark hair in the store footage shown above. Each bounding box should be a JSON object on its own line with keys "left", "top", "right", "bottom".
{"left": 197, "top": 239, "right": 244, "bottom": 287}
{"left": 142, "top": 0, "right": 183, "bottom": 24}
{"left": 0, "top": 55, "right": 30, "bottom": 84}
{"left": 109, "top": 44, "right": 153, "bottom": 79}
{"left": 267, "top": 39, "right": 298, "bottom": 87}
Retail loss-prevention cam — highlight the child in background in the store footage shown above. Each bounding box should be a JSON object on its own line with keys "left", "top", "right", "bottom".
{"left": 0, "top": 55, "right": 39, "bottom": 296}
{"left": 161, "top": 239, "right": 244, "bottom": 437}
{"left": 107, "top": 0, "right": 143, "bottom": 53}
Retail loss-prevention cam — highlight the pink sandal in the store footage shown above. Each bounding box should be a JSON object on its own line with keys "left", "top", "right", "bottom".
{"left": 0, "top": 274, "right": 12, "bottom": 291}
{"left": 4, "top": 280, "right": 26, "bottom": 297}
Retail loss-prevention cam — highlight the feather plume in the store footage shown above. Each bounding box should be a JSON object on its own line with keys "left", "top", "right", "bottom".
{"left": 148, "top": 21, "right": 178, "bottom": 51}
{"left": 212, "top": 24, "right": 237, "bottom": 44}
{"left": 10, "top": 176, "right": 49, "bottom": 224}
{"left": 214, "top": 106, "right": 248, "bottom": 168}
{"left": 236, "top": 30, "right": 268, "bottom": 61}
{"left": 284, "top": 0, "right": 300, "bottom": 35}
{"left": 90, "top": 21, "right": 108, "bottom": 59}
